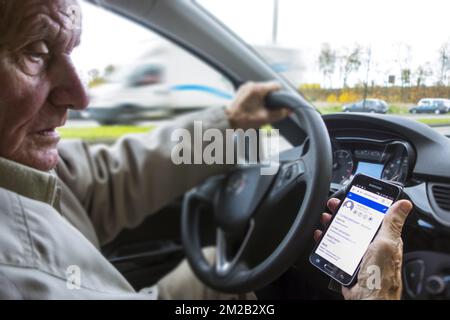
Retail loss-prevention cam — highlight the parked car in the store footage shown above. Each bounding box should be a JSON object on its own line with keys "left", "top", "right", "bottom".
{"left": 409, "top": 98, "right": 450, "bottom": 114}
{"left": 342, "top": 99, "right": 389, "bottom": 114}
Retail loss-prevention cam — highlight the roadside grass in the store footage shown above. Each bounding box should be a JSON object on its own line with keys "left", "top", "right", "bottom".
{"left": 415, "top": 118, "right": 450, "bottom": 126}
{"left": 58, "top": 125, "right": 155, "bottom": 141}
{"left": 317, "top": 105, "right": 342, "bottom": 114}
{"left": 387, "top": 105, "right": 410, "bottom": 115}
{"left": 317, "top": 104, "right": 411, "bottom": 115}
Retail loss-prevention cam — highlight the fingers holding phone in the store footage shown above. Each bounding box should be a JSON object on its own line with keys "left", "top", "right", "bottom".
{"left": 310, "top": 174, "right": 411, "bottom": 295}
{"left": 341, "top": 199, "right": 413, "bottom": 300}
{"left": 313, "top": 198, "right": 338, "bottom": 242}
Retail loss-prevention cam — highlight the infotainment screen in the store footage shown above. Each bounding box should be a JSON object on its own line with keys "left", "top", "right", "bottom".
{"left": 354, "top": 161, "right": 384, "bottom": 179}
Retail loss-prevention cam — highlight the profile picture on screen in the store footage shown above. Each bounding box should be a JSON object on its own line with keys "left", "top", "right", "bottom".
{"left": 343, "top": 200, "right": 355, "bottom": 211}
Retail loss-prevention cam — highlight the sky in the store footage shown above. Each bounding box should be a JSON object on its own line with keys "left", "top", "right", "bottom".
{"left": 73, "top": 0, "right": 450, "bottom": 87}
{"left": 72, "top": 1, "right": 158, "bottom": 80}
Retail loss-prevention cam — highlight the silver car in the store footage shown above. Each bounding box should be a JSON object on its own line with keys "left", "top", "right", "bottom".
{"left": 343, "top": 99, "right": 389, "bottom": 114}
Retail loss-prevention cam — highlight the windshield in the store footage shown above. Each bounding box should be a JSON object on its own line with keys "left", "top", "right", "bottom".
{"left": 197, "top": 0, "right": 450, "bottom": 136}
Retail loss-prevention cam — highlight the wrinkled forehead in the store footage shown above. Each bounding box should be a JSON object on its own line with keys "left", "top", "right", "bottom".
{"left": 0, "top": 0, "right": 81, "bottom": 48}
{"left": 1, "top": 0, "right": 80, "bottom": 20}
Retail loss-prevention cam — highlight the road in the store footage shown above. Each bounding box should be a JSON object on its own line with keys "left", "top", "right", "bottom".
{"left": 67, "top": 113, "right": 450, "bottom": 126}
{"left": 66, "top": 119, "right": 168, "bottom": 128}
{"left": 66, "top": 117, "right": 450, "bottom": 137}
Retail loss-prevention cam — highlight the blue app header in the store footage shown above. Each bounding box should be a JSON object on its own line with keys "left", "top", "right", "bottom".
{"left": 346, "top": 192, "right": 389, "bottom": 214}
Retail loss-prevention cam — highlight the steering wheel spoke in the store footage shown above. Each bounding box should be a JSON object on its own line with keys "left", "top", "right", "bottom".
{"left": 215, "top": 219, "right": 255, "bottom": 277}
{"left": 267, "top": 159, "right": 307, "bottom": 201}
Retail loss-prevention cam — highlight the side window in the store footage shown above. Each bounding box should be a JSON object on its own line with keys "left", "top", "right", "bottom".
{"left": 68, "top": 2, "right": 234, "bottom": 140}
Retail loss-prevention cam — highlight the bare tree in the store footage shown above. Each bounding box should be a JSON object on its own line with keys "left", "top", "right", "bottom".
{"left": 318, "top": 43, "right": 337, "bottom": 88}
{"left": 340, "top": 44, "right": 362, "bottom": 88}
{"left": 394, "top": 42, "right": 412, "bottom": 88}
{"left": 401, "top": 69, "right": 411, "bottom": 86}
{"left": 437, "top": 41, "right": 450, "bottom": 85}
{"left": 414, "top": 63, "right": 433, "bottom": 88}
{"left": 362, "top": 47, "right": 372, "bottom": 105}
{"left": 393, "top": 42, "right": 412, "bottom": 101}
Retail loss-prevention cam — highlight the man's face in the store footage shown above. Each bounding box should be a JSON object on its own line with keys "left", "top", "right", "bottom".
{"left": 0, "top": 0, "right": 88, "bottom": 171}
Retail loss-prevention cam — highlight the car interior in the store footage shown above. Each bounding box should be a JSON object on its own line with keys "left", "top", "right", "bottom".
{"left": 87, "top": 0, "right": 450, "bottom": 300}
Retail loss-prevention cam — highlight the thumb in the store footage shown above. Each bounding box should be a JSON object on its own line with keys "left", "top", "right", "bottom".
{"left": 378, "top": 200, "right": 413, "bottom": 239}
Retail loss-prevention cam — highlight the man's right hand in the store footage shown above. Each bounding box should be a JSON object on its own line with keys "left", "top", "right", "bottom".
{"left": 314, "top": 198, "right": 413, "bottom": 300}
{"left": 225, "top": 82, "right": 290, "bottom": 130}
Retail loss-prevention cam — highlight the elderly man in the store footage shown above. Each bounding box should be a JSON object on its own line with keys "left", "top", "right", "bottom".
{"left": 0, "top": 0, "right": 412, "bottom": 300}
{"left": 0, "top": 0, "right": 289, "bottom": 300}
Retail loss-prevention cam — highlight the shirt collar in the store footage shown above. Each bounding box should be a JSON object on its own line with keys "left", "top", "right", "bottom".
{"left": 0, "top": 157, "right": 61, "bottom": 211}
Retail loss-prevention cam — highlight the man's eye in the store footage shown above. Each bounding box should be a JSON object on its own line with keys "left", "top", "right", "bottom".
{"left": 24, "top": 41, "right": 50, "bottom": 63}
{"left": 27, "top": 52, "right": 47, "bottom": 63}
{"left": 19, "top": 41, "right": 51, "bottom": 76}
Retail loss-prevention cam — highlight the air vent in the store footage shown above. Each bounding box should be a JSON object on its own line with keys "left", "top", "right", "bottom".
{"left": 431, "top": 185, "right": 450, "bottom": 212}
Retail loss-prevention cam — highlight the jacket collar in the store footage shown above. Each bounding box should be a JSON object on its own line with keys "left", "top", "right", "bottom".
{"left": 0, "top": 157, "right": 61, "bottom": 211}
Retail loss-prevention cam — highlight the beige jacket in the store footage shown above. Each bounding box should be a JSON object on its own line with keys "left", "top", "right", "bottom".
{"left": 0, "top": 108, "right": 231, "bottom": 299}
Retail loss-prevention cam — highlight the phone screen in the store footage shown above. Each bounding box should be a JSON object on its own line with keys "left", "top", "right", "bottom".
{"left": 314, "top": 183, "right": 396, "bottom": 278}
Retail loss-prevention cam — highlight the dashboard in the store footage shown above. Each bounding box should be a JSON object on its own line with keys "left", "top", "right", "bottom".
{"left": 319, "top": 113, "right": 450, "bottom": 300}
{"left": 331, "top": 138, "right": 414, "bottom": 188}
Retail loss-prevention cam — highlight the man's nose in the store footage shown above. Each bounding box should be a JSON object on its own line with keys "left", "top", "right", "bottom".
{"left": 48, "top": 55, "right": 89, "bottom": 110}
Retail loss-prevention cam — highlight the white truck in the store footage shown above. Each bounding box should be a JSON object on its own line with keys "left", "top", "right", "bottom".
{"left": 85, "top": 40, "right": 302, "bottom": 125}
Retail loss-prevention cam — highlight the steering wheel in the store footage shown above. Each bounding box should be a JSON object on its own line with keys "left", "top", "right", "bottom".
{"left": 181, "top": 91, "right": 332, "bottom": 293}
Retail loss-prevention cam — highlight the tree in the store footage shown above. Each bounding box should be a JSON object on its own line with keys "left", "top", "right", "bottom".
{"left": 437, "top": 41, "right": 450, "bottom": 85}
{"left": 394, "top": 42, "right": 412, "bottom": 88}
{"left": 394, "top": 42, "right": 412, "bottom": 101}
{"left": 318, "top": 43, "right": 337, "bottom": 88}
{"left": 362, "top": 47, "right": 372, "bottom": 105}
{"left": 401, "top": 69, "right": 411, "bottom": 86}
{"left": 88, "top": 68, "right": 100, "bottom": 80}
{"left": 341, "top": 44, "right": 362, "bottom": 88}
{"left": 87, "top": 69, "right": 100, "bottom": 88}
{"left": 104, "top": 64, "right": 116, "bottom": 77}
{"left": 414, "top": 63, "right": 433, "bottom": 88}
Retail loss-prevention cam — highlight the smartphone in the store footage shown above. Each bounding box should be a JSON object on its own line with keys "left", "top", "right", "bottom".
{"left": 309, "top": 173, "right": 403, "bottom": 286}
